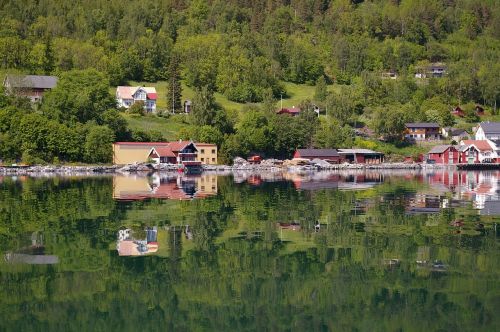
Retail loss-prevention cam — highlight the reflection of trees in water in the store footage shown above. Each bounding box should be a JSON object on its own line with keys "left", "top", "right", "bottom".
{"left": 0, "top": 175, "right": 498, "bottom": 330}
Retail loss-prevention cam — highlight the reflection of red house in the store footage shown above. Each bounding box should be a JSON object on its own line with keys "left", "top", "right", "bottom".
{"left": 427, "top": 145, "right": 459, "bottom": 164}
{"left": 277, "top": 107, "right": 301, "bottom": 116}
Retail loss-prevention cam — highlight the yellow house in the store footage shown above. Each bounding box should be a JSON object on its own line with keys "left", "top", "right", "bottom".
{"left": 196, "top": 143, "right": 218, "bottom": 165}
{"left": 112, "top": 141, "right": 218, "bottom": 165}
{"left": 112, "top": 142, "right": 169, "bottom": 165}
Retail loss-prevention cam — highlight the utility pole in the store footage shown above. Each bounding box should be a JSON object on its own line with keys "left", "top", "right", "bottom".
{"left": 280, "top": 94, "right": 283, "bottom": 110}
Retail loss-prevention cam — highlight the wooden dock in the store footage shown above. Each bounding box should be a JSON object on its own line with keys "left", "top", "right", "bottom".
{"left": 457, "top": 163, "right": 500, "bottom": 170}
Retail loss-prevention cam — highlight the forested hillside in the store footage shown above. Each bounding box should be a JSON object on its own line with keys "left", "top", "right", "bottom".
{"left": 0, "top": 0, "right": 499, "bottom": 163}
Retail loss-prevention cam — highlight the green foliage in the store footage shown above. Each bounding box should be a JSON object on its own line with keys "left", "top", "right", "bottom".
{"left": 84, "top": 125, "right": 115, "bottom": 163}
{"left": 314, "top": 76, "right": 328, "bottom": 102}
{"left": 314, "top": 118, "right": 354, "bottom": 148}
{"left": 191, "top": 86, "right": 217, "bottom": 126}
{"left": 371, "top": 105, "right": 408, "bottom": 142}
{"left": 42, "top": 69, "right": 116, "bottom": 123}
{"left": 127, "top": 101, "right": 146, "bottom": 116}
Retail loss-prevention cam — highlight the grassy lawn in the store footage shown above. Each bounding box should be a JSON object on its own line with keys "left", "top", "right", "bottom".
{"left": 119, "top": 80, "right": 340, "bottom": 113}
{"left": 123, "top": 113, "right": 188, "bottom": 140}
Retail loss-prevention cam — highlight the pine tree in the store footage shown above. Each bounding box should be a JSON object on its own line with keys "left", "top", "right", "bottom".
{"left": 42, "top": 35, "right": 55, "bottom": 75}
{"left": 166, "top": 55, "right": 182, "bottom": 113}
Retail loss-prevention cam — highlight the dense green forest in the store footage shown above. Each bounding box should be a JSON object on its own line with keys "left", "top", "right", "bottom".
{"left": 0, "top": 0, "right": 499, "bottom": 163}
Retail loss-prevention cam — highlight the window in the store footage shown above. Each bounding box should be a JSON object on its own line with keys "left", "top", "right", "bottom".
{"left": 201, "top": 158, "right": 204, "bottom": 162}
{"left": 212, "top": 158, "right": 215, "bottom": 162}
{"left": 201, "top": 149, "right": 205, "bottom": 154}
{"left": 211, "top": 149, "right": 216, "bottom": 154}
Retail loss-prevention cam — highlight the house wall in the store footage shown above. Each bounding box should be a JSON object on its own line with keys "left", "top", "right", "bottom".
{"left": 196, "top": 144, "right": 218, "bottom": 164}
{"left": 113, "top": 144, "right": 163, "bottom": 165}
{"left": 294, "top": 151, "right": 340, "bottom": 162}
{"left": 406, "top": 127, "right": 441, "bottom": 140}
{"left": 428, "top": 148, "right": 459, "bottom": 164}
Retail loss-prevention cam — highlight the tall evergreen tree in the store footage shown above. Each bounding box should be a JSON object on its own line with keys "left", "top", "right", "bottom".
{"left": 166, "top": 55, "right": 182, "bottom": 113}
{"left": 42, "top": 35, "right": 55, "bottom": 75}
{"left": 314, "top": 76, "right": 328, "bottom": 102}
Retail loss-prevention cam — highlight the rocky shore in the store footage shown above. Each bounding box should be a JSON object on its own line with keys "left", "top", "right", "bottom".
{"left": 0, "top": 165, "right": 119, "bottom": 175}
{"left": 1, "top": 159, "right": 455, "bottom": 176}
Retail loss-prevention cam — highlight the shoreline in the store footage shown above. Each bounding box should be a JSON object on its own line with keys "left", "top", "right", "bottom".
{"left": 0, "top": 162, "right": 458, "bottom": 175}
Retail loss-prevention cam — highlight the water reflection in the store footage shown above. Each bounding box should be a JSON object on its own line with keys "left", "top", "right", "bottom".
{"left": 0, "top": 170, "right": 499, "bottom": 330}
{"left": 113, "top": 173, "right": 218, "bottom": 200}
{"left": 4, "top": 232, "right": 59, "bottom": 264}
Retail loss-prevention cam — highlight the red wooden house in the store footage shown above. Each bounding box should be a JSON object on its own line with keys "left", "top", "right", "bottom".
{"left": 427, "top": 145, "right": 460, "bottom": 164}
{"left": 293, "top": 149, "right": 340, "bottom": 163}
{"left": 277, "top": 107, "right": 301, "bottom": 116}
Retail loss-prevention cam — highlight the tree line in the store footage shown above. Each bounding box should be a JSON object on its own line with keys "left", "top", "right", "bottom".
{"left": 0, "top": 0, "right": 499, "bottom": 163}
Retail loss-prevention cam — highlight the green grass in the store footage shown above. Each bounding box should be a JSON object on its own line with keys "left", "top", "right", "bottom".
{"left": 119, "top": 80, "right": 340, "bottom": 113}
{"left": 123, "top": 113, "right": 188, "bottom": 140}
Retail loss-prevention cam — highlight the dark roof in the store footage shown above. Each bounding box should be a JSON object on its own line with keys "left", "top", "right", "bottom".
{"left": 480, "top": 200, "right": 500, "bottom": 216}
{"left": 296, "top": 149, "right": 339, "bottom": 157}
{"left": 428, "top": 145, "right": 454, "bottom": 154}
{"left": 338, "top": 148, "right": 384, "bottom": 156}
{"left": 450, "top": 128, "right": 467, "bottom": 136}
{"left": 4, "top": 75, "right": 58, "bottom": 89}
{"left": 405, "top": 122, "right": 440, "bottom": 128}
{"left": 479, "top": 122, "right": 500, "bottom": 135}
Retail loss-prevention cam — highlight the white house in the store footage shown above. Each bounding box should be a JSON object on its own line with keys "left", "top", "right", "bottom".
{"left": 116, "top": 86, "right": 157, "bottom": 113}
{"left": 475, "top": 122, "right": 500, "bottom": 141}
{"left": 460, "top": 140, "right": 497, "bottom": 163}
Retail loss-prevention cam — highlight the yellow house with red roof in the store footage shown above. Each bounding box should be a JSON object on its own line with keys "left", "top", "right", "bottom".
{"left": 112, "top": 141, "right": 217, "bottom": 165}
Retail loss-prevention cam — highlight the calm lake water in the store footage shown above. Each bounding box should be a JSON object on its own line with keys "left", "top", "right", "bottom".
{"left": 0, "top": 170, "right": 499, "bottom": 331}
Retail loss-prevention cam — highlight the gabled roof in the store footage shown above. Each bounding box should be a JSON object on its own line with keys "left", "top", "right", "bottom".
{"left": 478, "top": 122, "right": 500, "bottom": 135}
{"left": 168, "top": 140, "right": 196, "bottom": 152}
{"left": 296, "top": 149, "right": 339, "bottom": 157}
{"left": 114, "top": 142, "right": 169, "bottom": 146}
{"left": 461, "top": 140, "right": 493, "bottom": 151}
{"left": 428, "top": 145, "right": 455, "bottom": 154}
{"left": 116, "top": 86, "right": 157, "bottom": 100}
{"left": 450, "top": 128, "right": 467, "bottom": 136}
{"left": 405, "top": 122, "right": 440, "bottom": 128}
{"left": 4, "top": 75, "right": 58, "bottom": 89}
{"left": 149, "top": 147, "right": 176, "bottom": 158}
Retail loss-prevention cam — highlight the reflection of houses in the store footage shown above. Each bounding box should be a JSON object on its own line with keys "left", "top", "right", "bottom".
{"left": 3, "top": 74, "right": 58, "bottom": 102}
{"left": 112, "top": 174, "right": 218, "bottom": 201}
{"left": 406, "top": 194, "right": 442, "bottom": 214}
{"left": 4, "top": 232, "right": 59, "bottom": 264}
{"left": 117, "top": 227, "right": 159, "bottom": 256}
{"left": 292, "top": 172, "right": 383, "bottom": 191}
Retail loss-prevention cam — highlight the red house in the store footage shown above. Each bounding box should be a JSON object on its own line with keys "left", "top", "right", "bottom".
{"left": 458, "top": 144, "right": 480, "bottom": 164}
{"left": 427, "top": 145, "right": 460, "bottom": 164}
{"left": 293, "top": 149, "right": 340, "bottom": 163}
{"left": 277, "top": 107, "right": 301, "bottom": 116}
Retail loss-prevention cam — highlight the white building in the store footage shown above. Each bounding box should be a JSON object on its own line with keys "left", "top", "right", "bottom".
{"left": 475, "top": 122, "right": 500, "bottom": 141}
{"left": 116, "top": 86, "right": 157, "bottom": 113}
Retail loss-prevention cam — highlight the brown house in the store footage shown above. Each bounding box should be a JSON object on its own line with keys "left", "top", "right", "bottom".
{"left": 293, "top": 149, "right": 340, "bottom": 163}
{"left": 3, "top": 75, "right": 58, "bottom": 102}
{"left": 405, "top": 123, "right": 441, "bottom": 141}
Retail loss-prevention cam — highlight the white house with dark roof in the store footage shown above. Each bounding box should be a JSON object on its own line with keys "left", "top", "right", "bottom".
{"left": 475, "top": 122, "right": 500, "bottom": 141}
{"left": 116, "top": 86, "right": 157, "bottom": 113}
{"left": 3, "top": 74, "right": 58, "bottom": 102}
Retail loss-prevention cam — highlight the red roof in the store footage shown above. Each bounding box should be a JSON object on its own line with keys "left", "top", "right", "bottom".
{"left": 277, "top": 107, "right": 301, "bottom": 115}
{"left": 168, "top": 140, "right": 193, "bottom": 152}
{"left": 147, "top": 93, "right": 157, "bottom": 100}
{"left": 151, "top": 147, "right": 176, "bottom": 157}
{"left": 462, "top": 140, "right": 493, "bottom": 151}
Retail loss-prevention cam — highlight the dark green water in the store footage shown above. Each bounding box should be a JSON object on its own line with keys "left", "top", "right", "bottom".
{"left": 0, "top": 171, "right": 498, "bottom": 332}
